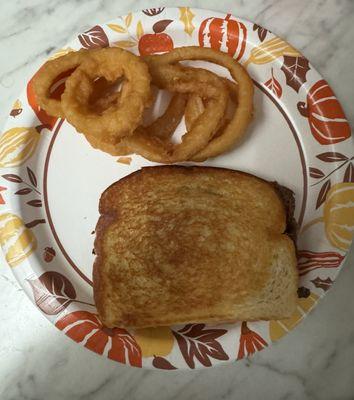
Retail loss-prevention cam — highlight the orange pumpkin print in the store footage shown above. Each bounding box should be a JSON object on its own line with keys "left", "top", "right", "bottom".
{"left": 298, "top": 79, "right": 351, "bottom": 144}
{"left": 56, "top": 311, "right": 142, "bottom": 367}
{"left": 198, "top": 14, "right": 247, "bottom": 61}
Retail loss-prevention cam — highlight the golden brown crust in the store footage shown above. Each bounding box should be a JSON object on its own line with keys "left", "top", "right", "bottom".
{"left": 93, "top": 166, "right": 297, "bottom": 328}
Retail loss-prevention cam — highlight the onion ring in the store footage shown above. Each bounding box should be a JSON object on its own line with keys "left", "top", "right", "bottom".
{"left": 185, "top": 94, "right": 205, "bottom": 132}
{"left": 115, "top": 63, "right": 228, "bottom": 162}
{"left": 145, "top": 46, "right": 253, "bottom": 161}
{"left": 61, "top": 47, "right": 151, "bottom": 142}
{"left": 146, "top": 93, "right": 187, "bottom": 140}
{"left": 84, "top": 93, "right": 186, "bottom": 156}
{"left": 33, "top": 49, "right": 89, "bottom": 118}
{"left": 185, "top": 79, "right": 237, "bottom": 132}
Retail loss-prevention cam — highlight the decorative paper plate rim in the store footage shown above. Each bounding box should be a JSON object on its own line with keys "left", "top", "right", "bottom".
{"left": 0, "top": 7, "right": 352, "bottom": 370}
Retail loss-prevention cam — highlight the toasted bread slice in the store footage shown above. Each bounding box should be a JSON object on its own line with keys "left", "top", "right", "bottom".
{"left": 93, "top": 166, "right": 298, "bottom": 328}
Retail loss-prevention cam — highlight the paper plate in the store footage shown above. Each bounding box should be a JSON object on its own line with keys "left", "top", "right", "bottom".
{"left": 1, "top": 7, "right": 353, "bottom": 370}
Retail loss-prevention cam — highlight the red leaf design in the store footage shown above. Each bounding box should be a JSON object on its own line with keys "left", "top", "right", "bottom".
{"left": 316, "top": 180, "right": 331, "bottom": 209}
{"left": 56, "top": 311, "right": 142, "bottom": 367}
{"left": 343, "top": 163, "right": 354, "bottom": 183}
{"left": 2, "top": 174, "right": 22, "bottom": 183}
{"left": 172, "top": 324, "right": 228, "bottom": 368}
{"left": 27, "top": 271, "right": 76, "bottom": 315}
{"left": 142, "top": 7, "right": 165, "bottom": 16}
{"left": 253, "top": 24, "right": 268, "bottom": 42}
{"left": 27, "top": 199, "right": 42, "bottom": 207}
{"left": 309, "top": 167, "right": 325, "bottom": 179}
{"left": 25, "top": 219, "right": 46, "bottom": 228}
{"left": 152, "top": 356, "right": 177, "bottom": 370}
{"left": 15, "top": 188, "right": 32, "bottom": 195}
{"left": 281, "top": 56, "right": 310, "bottom": 93}
{"left": 316, "top": 152, "right": 348, "bottom": 162}
{"left": 27, "top": 167, "right": 37, "bottom": 188}
{"left": 0, "top": 186, "right": 6, "bottom": 205}
{"left": 297, "top": 250, "right": 344, "bottom": 276}
{"left": 153, "top": 19, "right": 173, "bottom": 33}
{"left": 78, "top": 25, "right": 109, "bottom": 49}
{"left": 237, "top": 322, "right": 267, "bottom": 359}
{"left": 264, "top": 68, "right": 282, "bottom": 98}
{"left": 311, "top": 277, "right": 333, "bottom": 292}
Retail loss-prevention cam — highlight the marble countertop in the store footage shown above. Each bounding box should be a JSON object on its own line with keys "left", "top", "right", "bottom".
{"left": 1, "top": 1, "right": 353, "bottom": 399}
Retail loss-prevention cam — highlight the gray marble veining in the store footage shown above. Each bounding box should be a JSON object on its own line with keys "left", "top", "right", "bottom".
{"left": 1, "top": 1, "right": 354, "bottom": 399}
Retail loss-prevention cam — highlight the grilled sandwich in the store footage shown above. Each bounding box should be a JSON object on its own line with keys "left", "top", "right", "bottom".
{"left": 93, "top": 166, "right": 298, "bottom": 328}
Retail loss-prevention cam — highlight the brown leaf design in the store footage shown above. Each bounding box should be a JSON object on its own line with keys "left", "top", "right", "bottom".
{"left": 316, "top": 152, "right": 348, "bottom": 162}
{"left": 153, "top": 19, "right": 173, "bottom": 34}
{"left": 172, "top": 324, "right": 228, "bottom": 368}
{"left": 27, "top": 167, "right": 37, "bottom": 187}
{"left": 311, "top": 277, "right": 333, "bottom": 292}
{"left": 343, "top": 163, "right": 354, "bottom": 182}
{"left": 2, "top": 174, "right": 22, "bottom": 183}
{"left": 27, "top": 271, "right": 76, "bottom": 315}
{"left": 78, "top": 25, "right": 109, "bottom": 49}
{"left": 152, "top": 356, "right": 177, "bottom": 370}
{"left": 43, "top": 246, "right": 56, "bottom": 262}
{"left": 142, "top": 7, "right": 165, "bottom": 16}
{"left": 309, "top": 167, "right": 325, "bottom": 179}
{"left": 316, "top": 180, "right": 331, "bottom": 209}
{"left": 25, "top": 219, "right": 46, "bottom": 228}
{"left": 253, "top": 24, "right": 268, "bottom": 42}
{"left": 15, "top": 188, "right": 32, "bottom": 195}
{"left": 27, "top": 199, "right": 42, "bottom": 207}
{"left": 281, "top": 56, "right": 310, "bottom": 93}
{"left": 10, "top": 108, "right": 22, "bottom": 117}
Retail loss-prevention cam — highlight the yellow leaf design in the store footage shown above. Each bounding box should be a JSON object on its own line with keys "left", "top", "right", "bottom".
{"left": 125, "top": 13, "right": 133, "bottom": 28}
{"left": 0, "top": 213, "right": 37, "bottom": 267}
{"left": 136, "top": 20, "right": 144, "bottom": 40}
{"left": 48, "top": 47, "right": 74, "bottom": 60}
{"left": 113, "top": 40, "right": 136, "bottom": 49}
{"left": 133, "top": 327, "right": 174, "bottom": 357}
{"left": 244, "top": 37, "right": 301, "bottom": 67}
{"left": 0, "top": 127, "right": 40, "bottom": 168}
{"left": 107, "top": 23, "right": 127, "bottom": 34}
{"left": 13, "top": 99, "right": 22, "bottom": 109}
{"left": 179, "top": 7, "right": 195, "bottom": 37}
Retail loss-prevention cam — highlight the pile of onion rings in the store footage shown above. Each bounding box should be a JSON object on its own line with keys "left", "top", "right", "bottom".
{"left": 33, "top": 46, "right": 253, "bottom": 162}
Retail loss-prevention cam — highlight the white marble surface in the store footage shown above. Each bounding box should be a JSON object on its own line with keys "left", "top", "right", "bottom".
{"left": 1, "top": 1, "right": 354, "bottom": 399}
